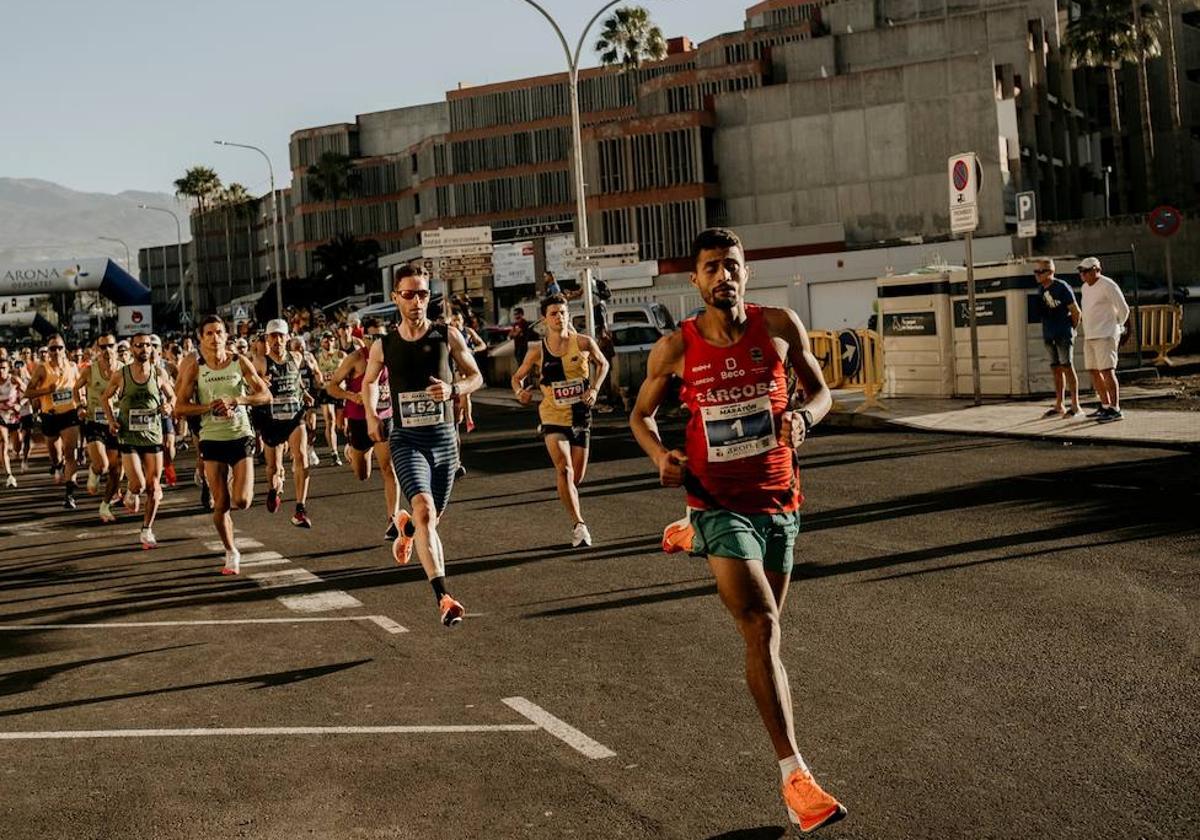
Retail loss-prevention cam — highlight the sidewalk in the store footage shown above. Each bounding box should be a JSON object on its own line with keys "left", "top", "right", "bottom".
{"left": 827, "top": 390, "right": 1200, "bottom": 451}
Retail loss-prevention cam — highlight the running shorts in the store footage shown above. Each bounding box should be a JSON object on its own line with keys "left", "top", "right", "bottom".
{"left": 40, "top": 411, "right": 80, "bottom": 437}
{"left": 388, "top": 424, "right": 458, "bottom": 514}
{"left": 199, "top": 436, "right": 255, "bottom": 466}
{"left": 119, "top": 443, "right": 164, "bottom": 455}
{"left": 689, "top": 508, "right": 800, "bottom": 575}
{"left": 83, "top": 421, "right": 118, "bottom": 449}
{"left": 541, "top": 423, "right": 591, "bottom": 449}
{"left": 347, "top": 417, "right": 391, "bottom": 452}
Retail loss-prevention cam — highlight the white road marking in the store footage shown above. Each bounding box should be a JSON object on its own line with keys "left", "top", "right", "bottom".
{"left": 238, "top": 551, "right": 289, "bottom": 568}
{"left": 0, "top": 616, "right": 400, "bottom": 631}
{"left": 501, "top": 696, "right": 616, "bottom": 760}
{"left": 204, "top": 538, "right": 264, "bottom": 551}
{"left": 366, "top": 615, "right": 408, "bottom": 634}
{"left": 0, "top": 725, "right": 541, "bottom": 741}
{"left": 277, "top": 591, "right": 364, "bottom": 612}
{"left": 250, "top": 569, "right": 321, "bottom": 589}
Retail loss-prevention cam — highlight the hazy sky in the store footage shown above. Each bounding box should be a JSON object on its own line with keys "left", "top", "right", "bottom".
{"left": 4, "top": 0, "right": 744, "bottom": 197}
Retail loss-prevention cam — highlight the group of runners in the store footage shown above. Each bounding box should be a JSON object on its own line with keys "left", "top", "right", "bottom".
{"left": 2, "top": 227, "right": 848, "bottom": 832}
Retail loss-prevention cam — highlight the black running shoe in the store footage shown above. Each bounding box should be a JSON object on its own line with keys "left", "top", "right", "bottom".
{"left": 384, "top": 519, "right": 399, "bottom": 541}
{"left": 63, "top": 494, "right": 77, "bottom": 511}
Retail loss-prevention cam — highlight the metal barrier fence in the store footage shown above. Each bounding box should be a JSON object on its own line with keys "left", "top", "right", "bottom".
{"left": 809, "top": 328, "right": 886, "bottom": 411}
{"left": 1134, "top": 304, "right": 1183, "bottom": 365}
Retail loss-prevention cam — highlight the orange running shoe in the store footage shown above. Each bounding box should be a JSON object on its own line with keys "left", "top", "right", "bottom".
{"left": 661, "top": 513, "right": 694, "bottom": 554}
{"left": 439, "top": 594, "right": 464, "bottom": 627}
{"left": 391, "top": 510, "right": 414, "bottom": 565}
{"left": 781, "top": 768, "right": 846, "bottom": 834}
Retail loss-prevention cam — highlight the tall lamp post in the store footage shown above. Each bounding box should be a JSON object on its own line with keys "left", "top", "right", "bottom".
{"left": 214, "top": 140, "right": 288, "bottom": 318}
{"left": 136, "top": 204, "right": 186, "bottom": 323}
{"left": 97, "top": 236, "right": 132, "bottom": 272}
{"left": 517, "top": 0, "right": 625, "bottom": 337}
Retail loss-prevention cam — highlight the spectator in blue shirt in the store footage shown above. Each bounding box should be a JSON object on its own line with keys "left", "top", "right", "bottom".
{"left": 1034, "top": 258, "right": 1082, "bottom": 417}
{"left": 543, "top": 271, "right": 562, "bottom": 296}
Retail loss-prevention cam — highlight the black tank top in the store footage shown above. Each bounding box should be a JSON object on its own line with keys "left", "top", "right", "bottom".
{"left": 382, "top": 324, "right": 452, "bottom": 392}
{"left": 264, "top": 354, "right": 301, "bottom": 399}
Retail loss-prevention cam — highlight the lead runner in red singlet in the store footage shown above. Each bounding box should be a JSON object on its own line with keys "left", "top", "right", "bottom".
{"left": 630, "top": 227, "right": 845, "bottom": 833}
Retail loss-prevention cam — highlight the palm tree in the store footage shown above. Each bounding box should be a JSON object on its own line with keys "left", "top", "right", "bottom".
{"left": 218, "top": 183, "right": 254, "bottom": 297}
{"left": 306, "top": 151, "right": 360, "bottom": 238}
{"left": 1064, "top": 0, "right": 1163, "bottom": 212}
{"left": 595, "top": 6, "right": 667, "bottom": 71}
{"left": 313, "top": 234, "right": 381, "bottom": 297}
{"left": 173, "top": 166, "right": 222, "bottom": 315}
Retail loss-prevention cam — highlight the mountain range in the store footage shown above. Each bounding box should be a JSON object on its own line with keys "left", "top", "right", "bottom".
{"left": 0, "top": 178, "right": 192, "bottom": 271}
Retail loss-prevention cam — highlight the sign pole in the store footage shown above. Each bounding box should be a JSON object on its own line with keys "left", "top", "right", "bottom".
{"left": 965, "top": 231, "right": 981, "bottom": 406}
{"left": 1165, "top": 238, "right": 1174, "bottom": 303}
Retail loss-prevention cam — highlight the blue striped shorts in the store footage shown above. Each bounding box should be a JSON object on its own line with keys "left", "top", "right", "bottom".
{"left": 388, "top": 422, "right": 459, "bottom": 514}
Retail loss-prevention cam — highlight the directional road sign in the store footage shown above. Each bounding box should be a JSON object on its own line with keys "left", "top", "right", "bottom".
{"left": 837, "top": 329, "right": 863, "bottom": 380}
{"left": 425, "top": 243, "right": 494, "bottom": 259}
{"left": 421, "top": 227, "right": 491, "bottom": 249}
{"left": 563, "top": 242, "right": 639, "bottom": 270}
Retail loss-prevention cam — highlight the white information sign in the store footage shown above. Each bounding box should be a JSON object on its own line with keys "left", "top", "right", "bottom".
{"left": 492, "top": 241, "right": 536, "bottom": 289}
{"left": 544, "top": 234, "right": 575, "bottom": 280}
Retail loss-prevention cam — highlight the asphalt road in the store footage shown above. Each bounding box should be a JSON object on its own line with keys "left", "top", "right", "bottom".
{"left": 1, "top": 405, "right": 1197, "bottom": 840}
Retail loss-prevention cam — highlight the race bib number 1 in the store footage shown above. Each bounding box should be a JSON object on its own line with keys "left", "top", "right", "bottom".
{"left": 551, "top": 378, "right": 586, "bottom": 406}
{"left": 396, "top": 391, "right": 445, "bottom": 428}
{"left": 701, "top": 396, "right": 776, "bottom": 462}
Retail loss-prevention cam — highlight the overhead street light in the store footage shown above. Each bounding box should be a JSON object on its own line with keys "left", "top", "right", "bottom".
{"left": 214, "top": 140, "right": 288, "bottom": 318}
{"left": 516, "top": 0, "right": 627, "bottom": 337}
{"left": 137, "top": 204, "right": 187, "bottom": 325}
{"left": 97, "top": 236, "right": 131, "bottom": 272}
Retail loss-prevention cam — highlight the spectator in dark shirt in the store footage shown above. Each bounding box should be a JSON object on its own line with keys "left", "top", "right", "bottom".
{"left": 1034, "top": 257, "right": 1081, "bottom": 417}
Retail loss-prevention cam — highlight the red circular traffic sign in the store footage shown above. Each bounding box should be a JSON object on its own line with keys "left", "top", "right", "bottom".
{"left": 131, "top": 311, "right": 144, "bottom": 324}
{"left": 953, "top": 161, "right": 969, "bottom": 192}
{"left": 1148, "top": 205, "right": 1183, "bottom": 238}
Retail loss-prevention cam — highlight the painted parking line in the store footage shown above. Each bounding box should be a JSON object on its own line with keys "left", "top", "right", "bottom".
{"left": 502, "top": 696, "right": 617, "bottom": 759}
{"left": 0, "top": 616, "right": 407, "bottom": 633}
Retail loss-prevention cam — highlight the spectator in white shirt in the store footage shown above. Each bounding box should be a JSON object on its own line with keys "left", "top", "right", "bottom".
{"left": 1078, "top": 256, "right": 1131, "bottom": 422}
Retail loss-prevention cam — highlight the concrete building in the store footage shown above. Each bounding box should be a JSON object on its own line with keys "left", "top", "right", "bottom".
{"left": 277, "top": 0, "right": 1143, "bottom": 322}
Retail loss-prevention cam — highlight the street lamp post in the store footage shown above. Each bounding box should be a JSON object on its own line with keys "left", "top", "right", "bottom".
{"left": 97, "top": 236, "right": 132, "bottom": 273}
{"left": 137, "top": 204, "right": 186, "bottom": 324}
{"left": 518, "top": 0, "right": 624, "bottom": 337}
{"left": 214, "top": 140, "right": 287, "bottom": 318}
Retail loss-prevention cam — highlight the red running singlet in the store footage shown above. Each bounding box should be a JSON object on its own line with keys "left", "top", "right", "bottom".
{"left": 680, "top": 305, "right": 801, "bottom": 514}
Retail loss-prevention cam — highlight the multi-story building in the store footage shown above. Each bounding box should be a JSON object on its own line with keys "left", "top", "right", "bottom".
{"left": 259, "top": 0, "right": 1200, "bottom": 324}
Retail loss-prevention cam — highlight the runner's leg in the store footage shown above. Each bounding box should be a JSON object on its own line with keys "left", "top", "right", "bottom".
{"left": 709, "top": 555, "right": 799, "bottom": 760}
{"left": 289, "top": 423, "right": 310, "bottom": 506}
{"left": 373, "top": 439, "right": 399, "bottom": 522}
{"left": 204, "top": 460, "right": 234, "bottom": 551}
{"left": 544, "top": 435, "right": 583, "bottom": 524}
{"left": 142, "top": 451, "right": 163, "bottom": 529}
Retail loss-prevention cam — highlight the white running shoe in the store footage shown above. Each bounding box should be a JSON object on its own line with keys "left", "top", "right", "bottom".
{"left": 571, "top": 522, "right": 592, "bottom": 548}
{"left": 193, "top": 468, "right": 202, "bottom": 487}
{"left": 221, "top": 548, "right": 241, "bottom": 575}
{"left": 307, "top": 448, "right": 320, "bottom": 468}
{"left": 4, "top": 474, "right": 15, "bottom": 489}
{"left": 139, "top": 528, "right": 157, "bottom": 550}
{"left": 332, "top": 448, "right": 342, "bottom": 466}
{"left": 86, "top": 468, "right": 100, "bottom": 495}
{"left": 98, "top": 501, "right": 116, "bottom": 523}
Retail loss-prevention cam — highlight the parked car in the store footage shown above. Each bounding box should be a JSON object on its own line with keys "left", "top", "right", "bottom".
{"left": 610, "top": 323, "right": 667, "bottom": 354}
{"left": 608, "top": 302, "right": 676, "bottom": 332}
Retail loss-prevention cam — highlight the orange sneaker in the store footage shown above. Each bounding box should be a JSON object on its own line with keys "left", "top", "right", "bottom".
{"left": 661, "top": 513, "right": 694, "bottom": 554}
{"left": 391, "top": 510, "right": 414, "bottom": 565}
{"left": 781, "top": 768, "right": 846, "bottom": 833}
{"left": 439, "top": 594, "right": 464, "bottom": 627}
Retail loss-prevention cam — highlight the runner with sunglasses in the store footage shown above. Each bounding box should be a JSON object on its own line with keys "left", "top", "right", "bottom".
{"left": 78, "top": 334, "right": 124, "bottom": 521}
{"left": 24, "top": 333, "right": 82, "bottom": 509}
{"left": 102, "top": 335, "right": 176, "bottom": 549}
{"left": 362, "top": 264, "right": 483, "bottom": 627}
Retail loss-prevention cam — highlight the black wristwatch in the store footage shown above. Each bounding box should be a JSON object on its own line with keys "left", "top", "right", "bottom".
{"left": 799, "top": 409, "right": 815, "bottom": 435}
